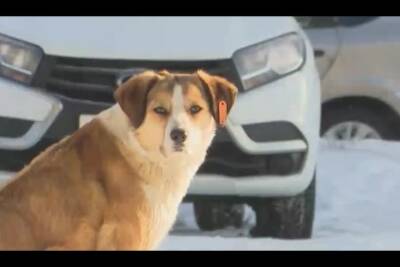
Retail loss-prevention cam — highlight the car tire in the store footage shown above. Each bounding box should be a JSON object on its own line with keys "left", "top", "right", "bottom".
{"left": 193, "top": 200, "right": 245, "bottom": 231}
{"left": 321, "top": 104, "right": 400, "bottom": 140}
{"left": 249, "top": 172, "right": 316, "bottom": 239}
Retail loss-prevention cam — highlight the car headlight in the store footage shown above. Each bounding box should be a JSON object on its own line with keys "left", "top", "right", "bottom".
{"left": 233, "top": 33, "right": 305, "bottom": 90}
{"left": 0, "top": 33, "right": 43, "bottom": 84}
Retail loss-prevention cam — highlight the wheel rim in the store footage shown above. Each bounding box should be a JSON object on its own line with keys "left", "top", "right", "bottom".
{"left": 323, "top": 121, "right": 382, "bottom": 141}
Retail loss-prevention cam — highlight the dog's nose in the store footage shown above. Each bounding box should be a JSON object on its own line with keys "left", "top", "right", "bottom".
{"left": 170, "top": 128, "right": 186, "bottom": 144}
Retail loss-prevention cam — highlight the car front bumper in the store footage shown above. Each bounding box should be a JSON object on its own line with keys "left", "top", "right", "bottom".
{"left": 188, "top": 48, "right": 321, "bottom": 197}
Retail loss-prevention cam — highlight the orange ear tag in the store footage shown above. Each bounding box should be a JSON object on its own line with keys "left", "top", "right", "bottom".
{"left": 218, "top": 100, "right": 228, "bottom": 126}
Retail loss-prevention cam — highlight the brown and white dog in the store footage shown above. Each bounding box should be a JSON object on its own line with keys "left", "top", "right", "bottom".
{"left": 0, "top": 70, "right": 237, "bottom": 250}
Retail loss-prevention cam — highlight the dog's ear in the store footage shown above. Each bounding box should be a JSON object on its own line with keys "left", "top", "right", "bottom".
{"left": 114, "top": 71, "right": 159, "bottom": 129}
{"left": 196, "top": 70, "right": 238, "bottom": 127}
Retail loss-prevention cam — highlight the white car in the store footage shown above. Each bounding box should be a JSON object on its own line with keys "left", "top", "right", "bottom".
{"left": 0, "top": 17, "right": 320, "bottom": 238}
{"left": 297, "top": 16, "right": 400, "bottom": 141}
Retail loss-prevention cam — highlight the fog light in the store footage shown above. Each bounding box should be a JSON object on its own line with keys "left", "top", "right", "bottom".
{"left": 268, "top": 152, "right": 304, "bottom": 175}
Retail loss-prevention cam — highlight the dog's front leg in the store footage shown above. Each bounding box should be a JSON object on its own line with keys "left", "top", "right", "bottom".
{"left": 96, "top": 222, "right": 149, "bottom": 250}
{"left": 44, "top": 223, "right": 97, "bottom": 250}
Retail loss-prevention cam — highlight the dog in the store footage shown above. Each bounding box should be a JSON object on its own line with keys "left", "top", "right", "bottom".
{"left": 0, "top": 70, "right": 238, "bottom": 250}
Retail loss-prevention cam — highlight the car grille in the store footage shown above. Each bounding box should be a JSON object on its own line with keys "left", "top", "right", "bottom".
{"left": 33, "top": 55, "right": 242, "bottom": 103}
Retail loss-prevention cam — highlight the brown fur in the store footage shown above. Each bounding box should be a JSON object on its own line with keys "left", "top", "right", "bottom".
{"left": 0, "top": 120, "right": 155, "bottom": 250}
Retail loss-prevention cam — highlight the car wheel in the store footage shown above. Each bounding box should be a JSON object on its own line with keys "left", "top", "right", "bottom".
{"left": 193, "top": 200, "right": 245, "bottom": 231}
{"left": 250, "top": 172, "right": 315, "bottom": 239}
{"left": 322, "top": 104, "right": 400, "bottom": 141}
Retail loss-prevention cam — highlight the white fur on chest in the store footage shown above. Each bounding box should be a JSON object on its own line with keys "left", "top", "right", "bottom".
{"left": 141, "top": 157, "right": 201, "bottom": 249}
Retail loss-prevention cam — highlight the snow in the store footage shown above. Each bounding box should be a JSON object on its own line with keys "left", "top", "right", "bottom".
{"left": 160, "top": 139, "right": 400, "bottom": 250}
{"left": 2, "top": 139, "right": 400, "bottom": 250}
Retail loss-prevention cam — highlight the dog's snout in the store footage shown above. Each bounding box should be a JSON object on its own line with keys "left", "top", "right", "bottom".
{"left": 170, "top": 128, "right": 186, "bottom": 144}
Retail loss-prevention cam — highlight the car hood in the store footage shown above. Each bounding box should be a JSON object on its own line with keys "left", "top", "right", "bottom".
{"left": 0, "top": 17, "right": 300, "bottom": 60}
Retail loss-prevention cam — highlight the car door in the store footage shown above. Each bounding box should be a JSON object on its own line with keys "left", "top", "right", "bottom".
{"left": 295, "top": 16, "right": 341, "bottom": 79}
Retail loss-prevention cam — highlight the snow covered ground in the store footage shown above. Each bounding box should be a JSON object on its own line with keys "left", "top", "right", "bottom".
{"left": 160, "top": 139, "right": 400, "bottom": 250}
{"left": 1, "top": 139, "right": 400, "bottom": 250}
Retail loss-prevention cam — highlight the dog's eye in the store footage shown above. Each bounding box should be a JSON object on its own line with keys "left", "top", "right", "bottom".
{"left": 154, "top": 107, "right": 168, "bottom": 115}
{"left": 189, "top": 105, "right": 202, "bottom": 115}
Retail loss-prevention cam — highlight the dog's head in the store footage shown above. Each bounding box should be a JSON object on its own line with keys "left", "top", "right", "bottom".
{"left": 114, "top": 70, "right": 237, "bottom": 157}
